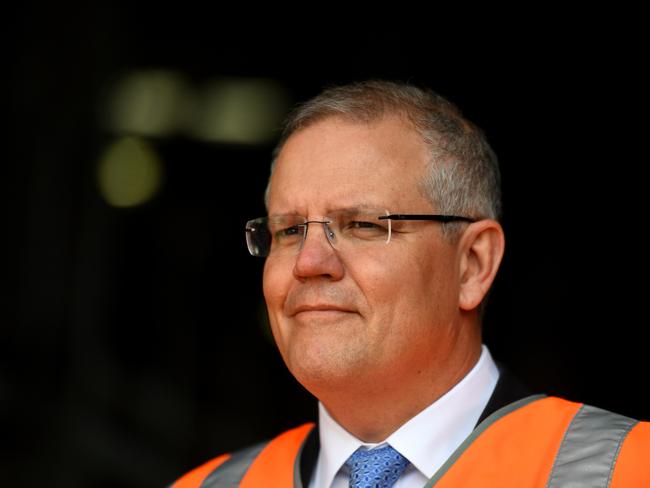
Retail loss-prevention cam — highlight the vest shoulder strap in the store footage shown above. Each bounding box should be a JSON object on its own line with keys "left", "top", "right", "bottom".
{"left": 171, "top": 423, "right": 315, "bottom": 488}
{"left": 239, "top": 423, "right": 314, "bottom": 488}
{"left": 171, "top": 453, "right": 232, "bottom": 488}
{"left": 200, "top": 441, "right": 268, "bottom": 487}
{"left": 426, "top": 394, "right": 557, "bottom": 487}
{"left": 610, "top": 419, "right": 650, "bottom": 487}
{"left": 428, "top": 396, "right": 646, "bottom": 488}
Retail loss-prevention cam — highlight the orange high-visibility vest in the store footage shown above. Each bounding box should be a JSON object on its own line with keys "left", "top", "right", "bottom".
{"left": 171, "top": 396, "right": 650, "bottom": 487}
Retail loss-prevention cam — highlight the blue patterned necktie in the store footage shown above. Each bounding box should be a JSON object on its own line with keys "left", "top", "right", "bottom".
{"left": 345, "top": 445, "right": 410, "bottom": 488}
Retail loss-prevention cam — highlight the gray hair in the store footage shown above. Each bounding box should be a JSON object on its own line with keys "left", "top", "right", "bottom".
{"left": 265, "top": 80, "right": 501, "bottom": 238}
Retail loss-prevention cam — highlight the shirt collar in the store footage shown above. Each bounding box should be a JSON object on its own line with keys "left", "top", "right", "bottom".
{"left": 314, "top": 345, "right": 499, "bottom": 487}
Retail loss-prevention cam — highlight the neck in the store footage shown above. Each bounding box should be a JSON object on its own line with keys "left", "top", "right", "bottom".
{"left": 316, "top": 328, "right": 482, "bottom": 443}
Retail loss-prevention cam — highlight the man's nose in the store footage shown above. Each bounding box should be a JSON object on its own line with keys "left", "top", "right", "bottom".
{"left": 293, "top": 222, "right": 344, "bottom": 281}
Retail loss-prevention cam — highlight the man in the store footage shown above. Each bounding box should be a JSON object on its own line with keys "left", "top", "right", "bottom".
{"left": 172, "top": 81, "right": 649, "bottom": 487}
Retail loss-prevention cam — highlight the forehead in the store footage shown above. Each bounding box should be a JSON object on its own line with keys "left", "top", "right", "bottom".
{"left": 268, "top": 114, "right": 433, "bottom": 214}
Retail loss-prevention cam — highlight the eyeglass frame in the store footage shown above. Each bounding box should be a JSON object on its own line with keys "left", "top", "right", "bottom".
{"left": 379, "top": 214, "right": 476, "bottom": 223}
{"left": 245, "top": 212, "right": 477, "bottom": 258}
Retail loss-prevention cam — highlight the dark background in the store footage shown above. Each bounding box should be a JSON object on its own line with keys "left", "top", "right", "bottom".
{"left": 5, "top": 5, "right": 648, "bottom": 487}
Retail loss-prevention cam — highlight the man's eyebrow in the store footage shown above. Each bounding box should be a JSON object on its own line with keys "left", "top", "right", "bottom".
{"left": 268, "top": 204, "right": 387, "bottom": 218}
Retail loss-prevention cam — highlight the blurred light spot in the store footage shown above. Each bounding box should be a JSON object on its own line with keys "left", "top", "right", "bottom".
{"left": 190, "top": 78, "right": 290, "bottom": 145}
{"left": 106, "top": 70, "right": 191, "bottom": 137}
{"left": 98, "top": 137, "right": 164, "bottom": 208}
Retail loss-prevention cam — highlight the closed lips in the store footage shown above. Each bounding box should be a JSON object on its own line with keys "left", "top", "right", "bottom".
{"left": 291, "top": 305, "right": 355, "bottom": 316}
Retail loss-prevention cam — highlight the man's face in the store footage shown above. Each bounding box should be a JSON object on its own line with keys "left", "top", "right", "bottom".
{"left": 263, "top": 115, "right": 463, "bottom": 394}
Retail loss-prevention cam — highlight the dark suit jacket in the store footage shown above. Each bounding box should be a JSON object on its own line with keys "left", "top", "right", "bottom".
{"left": 297, "top": 366, "right": 533, "bottom": 486}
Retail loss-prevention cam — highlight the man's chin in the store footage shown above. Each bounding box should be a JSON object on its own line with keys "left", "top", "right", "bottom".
{"left": 284, "top": 343, "right": 367, "bottom": 392}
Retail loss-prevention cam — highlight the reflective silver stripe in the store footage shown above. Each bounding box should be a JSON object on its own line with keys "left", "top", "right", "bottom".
{"left": 200, "top": 441, "right": 267, "bottom": 487}
{"left": 546, "top": 405, "right": 638, "bottom": 488}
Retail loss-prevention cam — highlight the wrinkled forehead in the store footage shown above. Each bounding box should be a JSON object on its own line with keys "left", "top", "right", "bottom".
{"left": 266, "top": 115, "right": 433, "bottom": 215}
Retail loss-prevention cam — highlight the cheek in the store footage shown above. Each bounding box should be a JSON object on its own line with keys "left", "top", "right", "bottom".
{"left": 263, "top": 259, "right": 289, "bottom": 315}
{"left": 367, "top": 249, "right": 454, "bottom": 324}
{"left": 262, "top": 260, "right": 293, "bottom": 358}
{"left": 345, "top": 254, "right": 410, "bottom": 326}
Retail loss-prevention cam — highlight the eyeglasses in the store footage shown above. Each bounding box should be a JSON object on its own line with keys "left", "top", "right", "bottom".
{"left": 245, "top": 207, "right": 475, "bottom": 257}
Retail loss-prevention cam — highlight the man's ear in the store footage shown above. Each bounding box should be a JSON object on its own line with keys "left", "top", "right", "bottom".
{"left": 458, "top": 220, "right": 505, "bottom": 311}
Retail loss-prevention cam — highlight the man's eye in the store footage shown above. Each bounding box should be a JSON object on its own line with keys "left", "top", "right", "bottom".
{"left": 344, "top": 220, "right": 388, "bottom": 238}
{"left": 349, "top": 221, "right": 381, "bottom": 229}
{"left": 276, "top": 225, "right": 302, "bottom": 239}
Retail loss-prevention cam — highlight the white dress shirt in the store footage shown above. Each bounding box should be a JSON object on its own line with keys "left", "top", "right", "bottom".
{"left": 308, "top": 345, "right": 499, "bottom": 488}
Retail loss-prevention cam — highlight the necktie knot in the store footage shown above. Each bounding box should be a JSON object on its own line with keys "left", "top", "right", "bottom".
{"left": 345, "top": 445, "right": 410, "bottom": 488}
